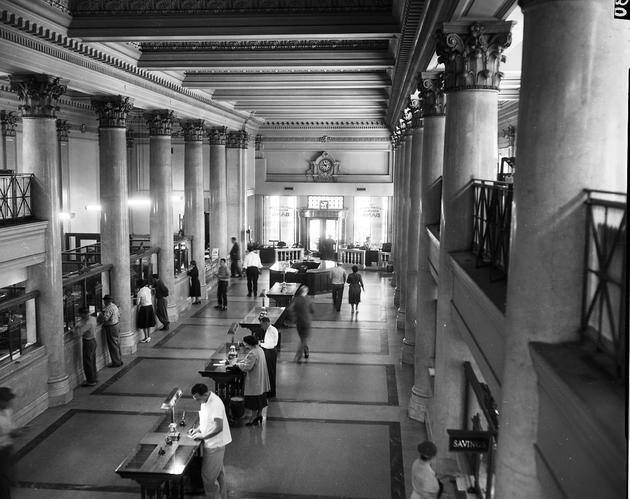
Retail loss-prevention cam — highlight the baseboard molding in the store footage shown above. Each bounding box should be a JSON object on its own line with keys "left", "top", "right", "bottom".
{"left": 14, "top": 391, "right": 48, "bottom": 426}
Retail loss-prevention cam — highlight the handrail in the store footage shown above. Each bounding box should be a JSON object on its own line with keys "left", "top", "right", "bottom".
{"left": 472, "top": 179, "right": 513, "bottom": 280}
{"left": 580, "top": 189, "right": 627, "bottom": 379}
{"left": 0, "top": 174, "right": 34, "bottom": 224}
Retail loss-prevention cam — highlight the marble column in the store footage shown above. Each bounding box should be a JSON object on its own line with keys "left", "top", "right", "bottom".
{"left": 238, "top": 130, "right": 249, "bottom": 253}
{"left": 402, "top": 101, "right": 424, "bottom": 364}
{"left": 146, "top": 110, "right": 177, "bottom": 320}
{"left": 92, "top": 96, "right": 135, "bottom": 353}
{"left": 182, "top": 119, "right": 207, "bottom": 299}
{"left": 409, "top": 72, "right": 446, "bottom": 422}
{"left": 207, "top": 127, "right": 228, "bottom": 258}
{"left": 390, "top": 134, "right": 400, "bottom": 291}
{"left": 226, "top": 131, "right": 242, "bottom": 254}
{"left": 56, "top": 120, "right": 70, "bottom": 241}
{"left": 396, "top": 121, "right": 413, "bottom": 331}
{"left": 10, "top": 74, "right": 71, "bottom": 405}
{"left": 495, "top": 2, "right": 629, "bottom": 497}
{"left": 0, "top": 110, "right": 18, "bottom": 172}
{"left": 431, "top": 21, "right": 512, "bottom": 467}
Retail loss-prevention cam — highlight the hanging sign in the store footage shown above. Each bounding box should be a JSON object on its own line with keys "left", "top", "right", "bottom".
{"left": 447, "top": 429, "right": 493, "bottom": 453}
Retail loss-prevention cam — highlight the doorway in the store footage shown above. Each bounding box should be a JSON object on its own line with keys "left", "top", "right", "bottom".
{"left": 308, "top": 218, "right": 338, "bottom": 253}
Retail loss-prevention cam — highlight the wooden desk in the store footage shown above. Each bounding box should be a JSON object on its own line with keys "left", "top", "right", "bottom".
{"left": 198, "top": 358, "right": 245, "bottom": 409}
{"left": 239, "top": 305, "right": 286, "bottom": 348}
{"left": 116, "top": 411, "right": 201, "bottom": 498}
{"left": 266, "top": 282, "right": 299, "bottom": 307}
{"left": 268, "top": 260, "right": 335, "bottom": 294}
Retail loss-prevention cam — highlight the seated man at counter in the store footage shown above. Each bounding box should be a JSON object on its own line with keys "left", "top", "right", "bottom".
{"left": 190, "top": 383, "right": 232, "bottom": 499}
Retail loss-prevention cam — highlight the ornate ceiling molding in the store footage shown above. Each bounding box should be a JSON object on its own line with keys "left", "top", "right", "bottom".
{"left": 69, "top": 0, "right": 392, "bottom": 16}
{"left": 262, "top": 136, "right": 390, "bottom": 143}
{"left": 263, "top": 119, "right": 387, "bottom": 129}
{"left": 140, "top": 40, "right": 390, "bottom": 52}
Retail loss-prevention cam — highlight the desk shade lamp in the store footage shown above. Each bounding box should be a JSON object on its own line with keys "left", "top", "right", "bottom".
{"left": 161, "top": 387, "right": 183, "bottom": 440}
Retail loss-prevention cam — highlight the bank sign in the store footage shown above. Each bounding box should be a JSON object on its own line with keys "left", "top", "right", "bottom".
{"left": 447, "top": 429, "right": 493, "bottom": 453}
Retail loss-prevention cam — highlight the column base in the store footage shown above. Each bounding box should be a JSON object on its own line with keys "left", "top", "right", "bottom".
{"left": 401, "top": 337, "right": 415, "bottom": 364}
{"left": 200, "top": 284, "right": 208, "bottom": 301}
{"left": 119, "top": 329, "right": 138, "bottom": 355}
{"left": 167, "top": 303, "right": 180, "bottom": 323}
{"left": 396, "top": 308, "right": 406, "bottom": 331}
{"left": 47, "top": 375, "right": 72, "bottom": 406}
{"left": 408, "top": 384, "right": 431, "bottom": 422}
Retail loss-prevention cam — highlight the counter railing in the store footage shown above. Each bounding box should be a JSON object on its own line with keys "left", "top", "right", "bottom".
{"left": 275, "top": 247, "right": 304, "bottom": 262}
{"left": 338, "top": 248, "right": 366, "bottom": 268}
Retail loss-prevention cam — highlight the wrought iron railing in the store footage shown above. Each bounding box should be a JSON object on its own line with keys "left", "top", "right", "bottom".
{"left": 61, "top": 243, "right": 102, "bottom": 275}
{"left": 581, "top": 189, "right": 627, "bottom": 378}
{"left": 472, "top": 180, "right": 513, "bottom": 280}
{"left": 0, "top": 173, "right": 34, "bottom": 224}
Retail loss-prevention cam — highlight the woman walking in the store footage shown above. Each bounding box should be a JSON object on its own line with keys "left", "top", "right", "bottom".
{"left": 289, "top": 285, "right": 314, "bottom": 362}
{"left": 235, "top": 335, "right": 270, "bottom": 426}
{"left": 136, "top": 279, "right": 156, "bottom": 343}
{"left": 188, "top": 260, "right": 202, "bottom": 304}
{"left": 346, "top": 265, "right": 365, "bottom": 313}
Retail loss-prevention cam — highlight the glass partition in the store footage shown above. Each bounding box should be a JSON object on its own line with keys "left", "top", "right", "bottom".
{"left": 62, "top": 268, "right": 108, "bottom": 334}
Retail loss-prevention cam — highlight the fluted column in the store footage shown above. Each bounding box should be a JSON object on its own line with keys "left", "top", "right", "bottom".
{"left": 238, "top": 130, "right": 249, "bottom": 253}
{"left": 431, "top": 21, "right": 512, "bottom": 467}
{"left": 390, "top": 134, "right": 401, "bottom": 292}
{"left": 208, "top": 127, "right": 228, "bottom": 258}
{"left": 92, "top": 96, "right": 135, "bottom": 353}
{"left": 402, "top": 101, "right": 424, "bottom": 364}
{"left": 146, "top": 110, "right": 177, "bottom": 319}
{"left": 182, "top": 119, "right": 207, "bottom": 299}
{"left": 10, "top": 74, "right": 71, "bottom": 405}
{"left": 226, "top": 131, "right": 243, "bottom": 253}
{"left": 0, "top": 110, "right": 18, "bottom": 172}
{"left": 409, "top": 72, "right": 446, "bottom": 422}
{"left": 56, "top": 119, "right": 70, "bottom": 240}
{"left": 495, "top": 2, "right": 629, "bottom": 497}
{"left": 396, "top": 123, "right": 413, "bottom": 330}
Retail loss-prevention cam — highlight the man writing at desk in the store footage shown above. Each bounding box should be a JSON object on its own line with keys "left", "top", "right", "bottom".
{"left": 190, "top": 383, "right": 232, "bottom": 499}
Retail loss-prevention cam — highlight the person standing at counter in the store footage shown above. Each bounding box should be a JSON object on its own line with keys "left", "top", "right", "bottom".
{"left": 243, "top": 248, "right": 262, "bottom": 297}
{"left": 214, "top": 258, "right": 230, "bottom": 311}
{"left": 229, "top": 237, "right": 242, "bottom": 278}
{"left": 258, "top": 317, "right": 278, "bottom": 399}
{"left": 347, "top": 265, "right": 365, "bottom": 313}
{"left": 151, "top": 274, "right": 170, "bottom": 331}
{"left": 410, "top": 440, "right": 442, "bottom": 499}
{"left": 188, "top": 260, "right": 202, "bottom": 304}
{"left": 135, "top": 280, "right": 156, "bottom": 343}
{"left": 98, "top": 295, "right": 123, "bottom": 367}
{"left": 190, "top": 383, "right": 232, "bottom": 499}
{"left": 288, "top": 285, "right": 314, "bottom": 362}
{"left": 75, "top": 307, "right": 98, "bottom": 386}
{"left": 235, "top": 335, "right": 270, "bottom": 426}
{"left": 329, "top": 262, "right": 347, "bottom": 312}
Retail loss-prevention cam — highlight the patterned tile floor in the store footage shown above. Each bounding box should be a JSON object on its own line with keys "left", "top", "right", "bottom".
{"left": 12, "top": 270, "right": 429, "bottom": 499}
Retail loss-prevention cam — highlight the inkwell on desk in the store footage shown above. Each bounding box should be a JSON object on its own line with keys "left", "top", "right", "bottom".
{"left": 160, "top": 387, "right": 184, "bottom": 445}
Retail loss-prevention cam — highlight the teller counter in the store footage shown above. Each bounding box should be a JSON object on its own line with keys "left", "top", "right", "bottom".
{"left": 268, "top": 260, "right": 335, "bottom": 294}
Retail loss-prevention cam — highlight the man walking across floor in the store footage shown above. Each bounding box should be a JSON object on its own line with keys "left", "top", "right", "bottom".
{"left": 190, "top": 383, "right": 232, "bottom": 499}
{"left": 152, "top": 273, "right": 170, "bottom": 331}
{"left": 214, "top": 258, "right": 230, "bottom": 311}
{"left": 75, "top": 307, "right": 98, "bottom": 386}
{"left": 98, "top": 295, "right": 123, "bottom": 367}
{"left": 243, "top": 247, "right": 263, "bottom": 297}
{"left": 330, "top": 262, "right": 347, "bottom": 312}
{"left": 229, "top": 237, "right": 242, "bottom": 278}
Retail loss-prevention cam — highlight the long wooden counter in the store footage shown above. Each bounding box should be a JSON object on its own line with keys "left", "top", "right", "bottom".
{"left": 268, "top": 259, "right": 336, "bottom": 294}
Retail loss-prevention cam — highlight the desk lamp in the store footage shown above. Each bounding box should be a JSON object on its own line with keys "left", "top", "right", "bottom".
{"left": 160, "top": 387, "right": 183, "bottom": 440}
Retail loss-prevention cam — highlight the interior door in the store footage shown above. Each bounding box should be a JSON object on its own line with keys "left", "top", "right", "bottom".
{"left": 308, "top": 219, "right": 322, "bottom": 251}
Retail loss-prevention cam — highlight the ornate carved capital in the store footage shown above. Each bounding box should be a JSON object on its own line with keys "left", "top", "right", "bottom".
{"left": 0, "top": 111, "right": 19, "bottom": 137}
{"left": 56, "top": 119, "right": 70, "bottom": 142}
{"left": 207, "top": 126, "right": 227, "bottom": 146}
{"left": 409, "top": 97, "right": 422, "bottom": 129}
{"left": 145, "top": 110, "right": 175, "bottom": 136}
{"left": 181, "top": 119, "right": 205, "bottom": 142}
{"left": 91, "top": 95, "right": 134, "bottom": 128}
{"left": 255, "top": 134, "right": 262, "bottom": 151}
{"left": 126, "top": 128, "right": 134, "bottom": 148}
{"left": 9, "top": 74, "right": 67, "bottom": 118}
{"left": 435, "top": 21, "right": 513, "bottom": 92}
{"left": 226, "top": 130, "right": 248, "bottom": 149}
{"left": 418, "top": 71, "right": 446, "bottom": 117}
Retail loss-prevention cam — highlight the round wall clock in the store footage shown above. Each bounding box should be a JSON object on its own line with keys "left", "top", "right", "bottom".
{"left": 319, "top": 158, "right": 334, "bottom": 174}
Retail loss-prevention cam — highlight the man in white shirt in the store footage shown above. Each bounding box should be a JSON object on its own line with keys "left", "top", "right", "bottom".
{"left": 190, "top": 383, "right": 232, "bottom": 499}
{"left": 242, "top": 249, "right": 263, "bottom": 297}
{"left": 258, "top": 316, "right": 278, "bottom": 398}
{"left": 329, "top": 262, "right": 347, "bottom": 311}
{"left": 410, "top": 440, "right": 442, "bottom": 499}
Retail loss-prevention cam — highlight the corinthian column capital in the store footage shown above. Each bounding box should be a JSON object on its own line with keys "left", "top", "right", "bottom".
{"left": 0, "top": 110, "right": 19, "bottom": 137}
{"left": 56, "top": 119, "right": 70, "bottom": 142}
{"left": 91, "top": 96, "right": 134, "bottom": 128}
{"left": 145, "top": 110, "right": 175, "bottom": 136}
{"left": 207, "top": 126, "right": 227, "bottom": 145}
{"left": 227, "top": 130, "right": 249, "bottom": 149}
{"left": 435, "top": 21, "right": 513, "bottom": 92}
{"left": 418, "top": 71, "right": 446, "bottom": 117}
{"left": 181, "top": 119, "right": 205, "bottom": 142}
{"left": 9, "top": 74, "right": 67, "bottom": 118}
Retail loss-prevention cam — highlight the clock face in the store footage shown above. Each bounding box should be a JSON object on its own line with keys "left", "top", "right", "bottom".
{"left": 319, "top": 158, "right": 334, "bottom": 174}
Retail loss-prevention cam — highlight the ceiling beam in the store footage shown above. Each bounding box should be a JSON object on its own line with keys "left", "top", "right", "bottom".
{"left": 183, "top": 72, "right": 391, "bottom": 89}
{"left": 212, "top": 88, "right": 389, "bottom": 99}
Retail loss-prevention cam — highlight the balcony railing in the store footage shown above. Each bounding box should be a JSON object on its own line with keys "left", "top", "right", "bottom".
{"left": 581, "top": 189, "right": 627, "bottom": 378}
{"left": 472, "top": 180, "right": 513, "bottom": 280}
{"left": 0, "top": 173, "right": 34, "bottom": 225}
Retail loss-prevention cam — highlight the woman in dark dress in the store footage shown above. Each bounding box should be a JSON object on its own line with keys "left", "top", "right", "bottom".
{"left": 188, "top": 260, "right": 201, "bottom": 304}
{"left": 346, "top": 265, "right": 365, "bottom": 313}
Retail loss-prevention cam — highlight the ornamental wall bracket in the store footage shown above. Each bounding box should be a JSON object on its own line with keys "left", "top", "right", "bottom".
{"left": 306, "top": 151, "right": 340, "bottom": 182}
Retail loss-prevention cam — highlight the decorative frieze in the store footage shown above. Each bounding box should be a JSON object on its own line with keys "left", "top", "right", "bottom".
{"left": 9, "top": 74, "right": 67, "bottom": 118}
{"left": 207, "top": 126, "right": 227, "bottom": 146}
{"left": 56, "top": 119, "right": 70, "bottom": 142}
{"left": 145, "top": 110, "right": 175, "bottom": 136}
{"left": 141, "top": 40, "right": 389, "bottom": 52}
{"left": 435, "top": 21, "right": 513, "bottom": 92}
{"left": 181, "top": 119, "right": 205, "bottom": 142}
{"left": 91, "top": 96, "right": 134, "bottom": 128}
{"left": 0, "top": 111, "right": 18, "bottom": 137}
{"left": 418, "top": 71, "right": 446, "bottom": 117}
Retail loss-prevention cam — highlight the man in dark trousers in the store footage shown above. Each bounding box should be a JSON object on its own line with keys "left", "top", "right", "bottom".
{"left": 98, "top": 295, "right": 123, "bottom": 367}
{"left": 229, "top": 237, "right": 242, "bottom": 278}
{"left": 152, "top": 273, "right": 170, "bottom": 331}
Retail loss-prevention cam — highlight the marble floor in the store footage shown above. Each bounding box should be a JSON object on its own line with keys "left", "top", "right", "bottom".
{"left": 11, "top": 270, "right": 430, "bottom": 499}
